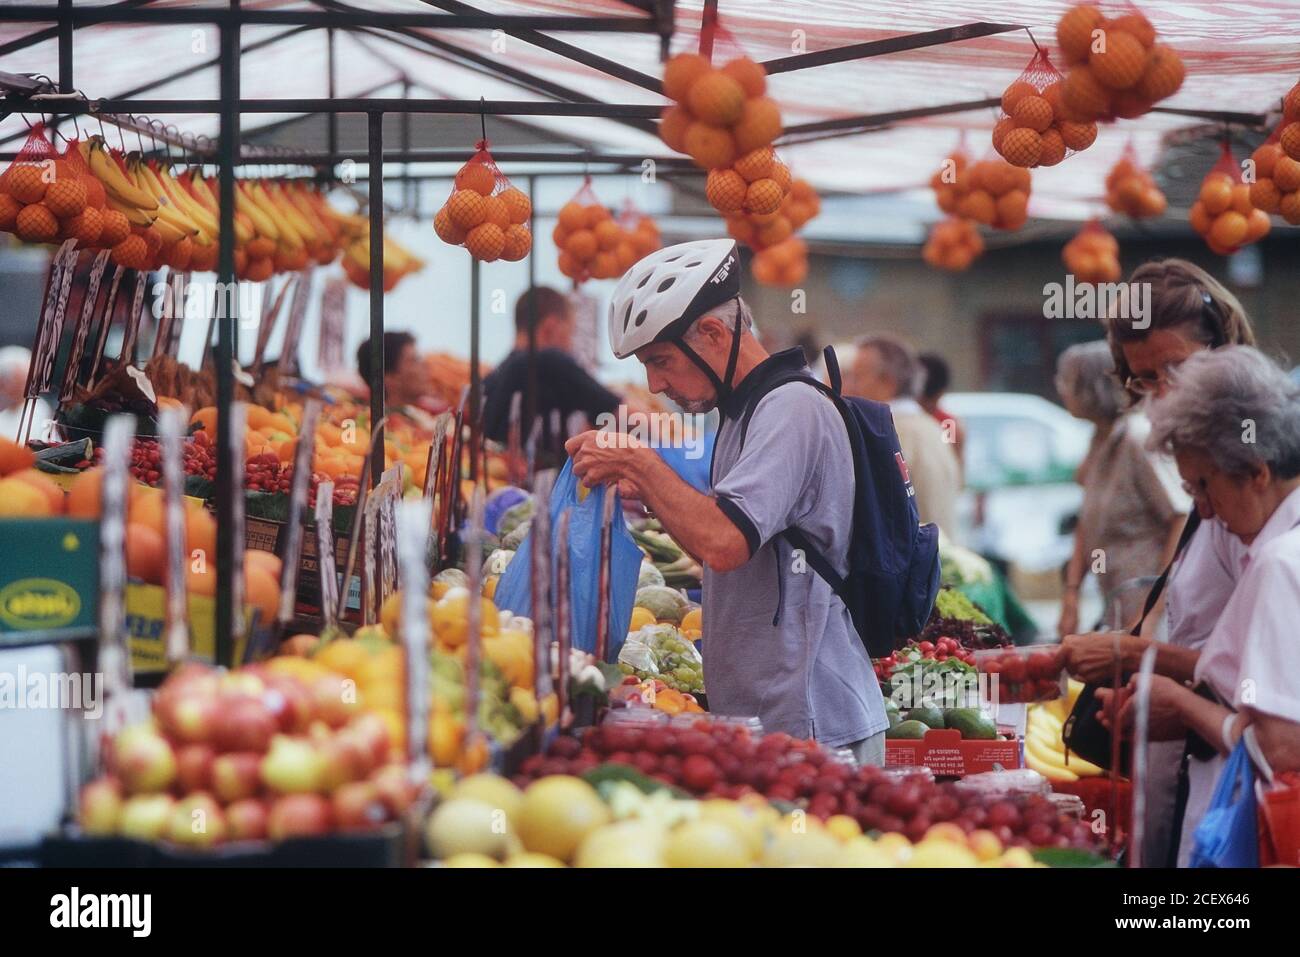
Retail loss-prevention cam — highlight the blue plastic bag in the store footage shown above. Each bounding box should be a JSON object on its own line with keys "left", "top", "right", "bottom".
{"left": 653, "top": 432, "right": 715, "bottom": 493}
{"left": 1189, "top": 739, "right": 1260, "bottom": 868}
{"left": 493, "top": 461, "right": 640, "bottom": 662}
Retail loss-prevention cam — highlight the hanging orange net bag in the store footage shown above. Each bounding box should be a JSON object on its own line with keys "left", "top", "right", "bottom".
{"left": 434, "top": 139, "right": 532, "bottom": 263}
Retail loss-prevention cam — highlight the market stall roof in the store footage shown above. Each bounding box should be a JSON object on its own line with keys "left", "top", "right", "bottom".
{"left": 1, "top": 0, "right": 1296, "bottom": 240}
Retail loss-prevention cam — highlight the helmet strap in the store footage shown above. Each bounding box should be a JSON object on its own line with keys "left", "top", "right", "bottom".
{"left": 672, "top": 311, "right": 743, "bottom": 407}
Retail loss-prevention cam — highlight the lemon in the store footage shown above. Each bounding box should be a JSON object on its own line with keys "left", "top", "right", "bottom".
{"left": 431, "top": 588, "right": 499, "bottom": 647}
{"left": 516, "top": 776, "right": 609, "bottom": 862}
{"left": 837, "top": 836, "right": 895, "bottom": 867}
{"left": 504, "top": 853, "right": 565, "bottom": 868}
{"left": 454, "top": 773, "right": 524, "bottom": 824}
{"left": 904, "top": 838, "right": 979, "bottom": 868}
{"left": 825, "top": 814, "right": 862, "bottom": 842}
{"left": 442, "top": 853, "right": 499, "bottom": 867}
{"left": 628, "top": 606, "right": 656, "bottom": 632}
{"left": 574, "top": 820, "right": 666, "bottom": 868}
{"left": 664, "top": 819, "right": 753, "bottom": 868}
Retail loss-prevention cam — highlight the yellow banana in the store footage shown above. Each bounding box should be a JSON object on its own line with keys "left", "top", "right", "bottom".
{"left": 1025, "top": 734, "right": 1091, "bottom": 777}
{"left": 1025, "top": 739, "right": 1080, "bottom": 782}
{"left": 130, "top": 161, "right": 199, "bottom": 239}
{"left": 104, "top": 193, "right": 157, "bottom": 227}
{"left": 249, "top": 181, "right": 304, "bottom": 249}
{"left": 86, "top": 137, "right": 158, "bottom": 211}
{"left": 185, "top": 173, "right": 253, "bottom": 245}
{"left": 234, "top": 180, "right": 280, "bottom": 242}
{"left": 150, "top": 215, "right": 190, "bottom": 244}
{"left": 156, "top": 166, "right": 219, "bottom": 240}
{"left": 263, "top": 182, "right": 318, "bottom": 243}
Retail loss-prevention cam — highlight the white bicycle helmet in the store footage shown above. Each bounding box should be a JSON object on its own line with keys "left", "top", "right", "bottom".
{"left": 607, "top": 238, "right": 744, "bottom": 397}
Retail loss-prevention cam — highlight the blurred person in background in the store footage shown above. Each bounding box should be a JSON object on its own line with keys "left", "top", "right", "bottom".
{"left": 918, "top": 352, "right": 964, "bottom": 469}
{"left": 1054, "top": 340, "right": 1190, "bottom": 638}
{"left": 0, "top": 346, "right": 52, "bottom": 442}
{"left": 355, "top": 330, "right": 439, "bottom": 432}
{"left": 1101, "top": 346, "right": 1300, "bottom": 865}
{"left": 483, "top": 286, "right": 620, "bottom": 467}
{"left": 851, "top": 335, "right": 962, "bottom": 543}
{"left": 1061, "top": 258, "right": 1254, "bottom": 867}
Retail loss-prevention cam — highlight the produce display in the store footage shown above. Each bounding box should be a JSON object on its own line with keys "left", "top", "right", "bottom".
{"left": 1188, "top": 145, "right": 1272, "bottom": 255}
{"left": 630, "top": 520, "right": 702, "bottom": 590}
{"left": 1062, "top": 221, "right": 1122, "bottom": 283}
{"left": 433, "top": 145, "right": 532, "bottom": 263}
{"left": 922, "top": 218, "right": 984, "bottom": 272}
{"left": 993, "top": 49, "right": 1097, "bottom": 168}
{"left": 884, "top": 700, "right": 1002, "bottom": 741}
{"left": 1249, "top": 130, "right": 1300, "bottom": 227}
{"left": 1024, "top": 681, "right": 1104, "bottom": 783}
{"left": 552, "top": 179, "right": 660, "bottom": 282}
{"left": 1105, "top": 146, "right": 1168, "bottom": 219}
{"left": 974, "top": 646, "right": 1067, "bottom": 704}
{"left": 933, "top": 154, "right": 1032, "bottom": 233}
{"left": 1055, "top": 3, "right": 1185, "bottom": 121}
{"left": 617, "top": 622, "right": 704, "bottom": 695}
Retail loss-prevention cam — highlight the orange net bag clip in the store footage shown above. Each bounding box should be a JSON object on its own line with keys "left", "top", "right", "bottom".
{"left": 434, "top": 138, "right": 532, "bottom": 263}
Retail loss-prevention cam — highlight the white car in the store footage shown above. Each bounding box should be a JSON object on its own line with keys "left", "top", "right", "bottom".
{"left": 941, "top": 392, "right": 1093, "bottom": 573}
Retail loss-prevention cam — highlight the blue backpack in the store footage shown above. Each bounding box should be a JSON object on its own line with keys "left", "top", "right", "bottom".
{"left": 736, "top": 346, "right": 941, "bottom": 658}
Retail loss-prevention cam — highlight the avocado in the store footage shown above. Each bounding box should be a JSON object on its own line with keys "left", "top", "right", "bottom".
{"left": 884, "top": 699, "right": 901, "bottom": 728}
{"left": 904, "top": 707, "right": 946, "bottom": 731}
{"left": 945, "top": 708, "right": 997, "bottom": 740}
{"left": 885, "top": 719, "right": 929, "bottom": 740}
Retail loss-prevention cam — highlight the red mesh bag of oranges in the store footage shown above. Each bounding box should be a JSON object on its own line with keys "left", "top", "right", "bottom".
{"left": 923, "top": 218, "right": 984, "bottom": 272}
{"left": 1055, "top": 2, "right": 1185, "bottom": 123}
{"left": 616, "top": 200, "right": 663, "bottom": 259}
{"left": 1190, "top": 143, "right": 1271, "bottom": 256}
{"left": 931, "top": 143, "right": 971, "bottom": 214}
{"left": 1251, "top": 126, "right": 1300, "bottom": 226}
{"left": 994, "top": 48, "right": 1098, "bottom": 168}
{"left": 0, "top": 124, "right": 94, "bottom": 247}
{"left": 1279, "top": 79, "right": 1300, "bottom": 164}
{"left": 659, "top": 46, "right": 781, "bottom": 171}
{"left": 751, "top": 236, "right": 808, "bottom": 287}
{"left": 434, "top": 140, "right": 532, "bottom": 263}
{"left": 939, "top": 154, "right": 1032, "bottom": 231}
{"left": 1063, "top": 220, "right": 1122, "bottom": 283}
{"left": 1105, "top": 140, "right": 1167, "bottom": 218}
{"left": 552, "top": 178, "right": 640, "bottom": 283}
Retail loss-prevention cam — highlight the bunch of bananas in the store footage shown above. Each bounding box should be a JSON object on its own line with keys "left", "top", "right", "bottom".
{"left": 1024, "top": 679, "right": 1103, "bottom": 782}
{"left": 340, "top": 232, "right": 425, "bottom": 292}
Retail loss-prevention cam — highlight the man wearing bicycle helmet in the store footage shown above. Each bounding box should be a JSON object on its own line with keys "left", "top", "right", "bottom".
{"left": 565, "top": 240, "right": 888, "bottom": 763}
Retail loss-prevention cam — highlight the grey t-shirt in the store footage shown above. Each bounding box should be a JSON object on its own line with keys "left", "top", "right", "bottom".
{"left": 704, "top": 354, "right": 889, "bottom": 747}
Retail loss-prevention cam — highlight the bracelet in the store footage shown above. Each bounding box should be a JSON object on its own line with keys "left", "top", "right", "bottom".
{"left": 1221, "top": 712, "right": 1241, "bottom": 750}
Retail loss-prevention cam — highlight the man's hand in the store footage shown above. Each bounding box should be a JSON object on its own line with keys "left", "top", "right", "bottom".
{"left": 1057, "top": 591, "right": 1080, "bottom": 640}
{"left": 1062, "top": 631, "right": 1133, "bottom": 684}
{"left": 1116, "top": 673, "right": 1192, "bottom": 741}
{"left": 565, "top": 429, "right": 647, "bottom": 490}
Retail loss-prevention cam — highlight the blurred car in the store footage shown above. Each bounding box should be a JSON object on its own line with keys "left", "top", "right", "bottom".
{"left": 942, "top": 392, "right": 1093, "bottom": 573}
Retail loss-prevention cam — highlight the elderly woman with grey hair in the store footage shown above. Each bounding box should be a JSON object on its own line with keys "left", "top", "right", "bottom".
{"left": 1100, "top": 345, "right": 1300, "bottom": 866}
{"left": 1055, "top": 341, "right": 1191, "bottom": 638}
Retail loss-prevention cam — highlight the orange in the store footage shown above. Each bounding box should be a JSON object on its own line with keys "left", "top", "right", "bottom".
{"left": 1090, "top": 29, "right": 1146, "bottom": 90}
{"left": 454, "top": 162, "right": 496, "bottom": 197}
{"left": 44, "top": 177, "right": 87, "bottom": 218}
{"left": 744, "top": 178, "right": 784, "bottom": 215}
{"left": 1111, "top": 89, "right": 1149, "bottom": 120}
{"left": 497, "top": 187, "right": 531, "bottom": 224}
{"left": 1280, "top": 123, "right": 1300, "bottom": 162}
{"left": 1111, "top": 12, "right": 1155, "bottom": 48}
{"left": 1037, "top": 129, "right": 1067, "bottom": 167}
{"left": 1056, "top": 4, "right": 1104, "bottom": 65}
{"left": 465, "top": 222, "right": 505, "bottom": 261}
{"left": 768, "top": 159, "right": 792, "bottom": 194}
{"left": 755, "top": 215, "right": 792, "bottom": 247}
{"left": 500, "top": 224, "right": 531, "bottom": 262}
{"left": 82, "top": 173, "right": 106, "bottom": 209}
{"left": 957, "top": 190, "right": 996, "bottom": 225}
{"left": 244, "top": 566, "right": 280, "bottom": 625}
{"left": 5, "top": 164, "right": 47, "bottom": 204}
{"left": 481, "top": 195, "right": 510, "bottom": 229}
{"left": 186, "top": 562, "right": 216, "bottom": 597}
{"left": 0, "top": 194, "right": 19, "bottom": 231}
{"left": 722, "top": 57, "right": 767, "bottom": 98}
{"left": 1134, "top": 45, "right": 1184, "bottom": 102}
{"left": 1244, "top": 207, "right": 1271, "bottom": 243}
{"left": 1000, "top": 80, "right": 1038, "bottom": 116}
{"left": 245, "top": 404, "right": 275, "bottom": 431}
{"left": 1062, "top": 66, "right": 1111, "bottom": 120}
{"left": 1011, "top": 96, "right": 1053, "bottom": 133}
{"left": 0, "top": 478, "right": 50, "bottom": 517}
{"left": 125, "top": 522, "right": 166, "bottom": 585}
{"left": 111, "top": 234, "right": 149, "bottom": 269}
{"left": 1041, "top": 82, "right": 1065, "bottom": 121}
{"left": 1230, "top": 183, "right": 1254, "bottom": 217}
{"left": 1286, "top": 85, "right": 1300, "bottom": 122}
{"left": 563, "top": 228, "right": 597, "bottom": 261}
{"left": 1273, "top": 156, "right": 1300, "bottom": 193}
{"left": 8, "top": 469, "right": 63, "bottom": 513}
{"left": 590, "top": 251, "right": 619, "bottom": 280}
{"left": 687, "top": 71, "right": 745, "bottom": 126}
{"left": 658, "top": 104, "right": 693, "bottom": 153}
{"left": 683, "top": 123, "right": 736, "bottom": 169}
{"left": 584, "top": 204, "right": 610, "bottom": 227}
{"left": 185, "top": 507, "right": 217, "bottom": 561}
{"left": 557, "top": 250, "right": 583, "bottom": 280}
{"left": 1188, "top": 200, "right": 1212, "bottom": 235}
{"left": 557, "top": 201, "right": 586, "bottom": 232}
{"left": 1058, "top": 120, "right": 1098, "bottom": 151}
{"left": 593, "top": 219, "right": 622, "bottom": 251}
{"left": 163, "top": 236, "right": 194, "bottom": 271}
{"left": 1279, "top": 191, "right": 1300, "bottom": 225}
{"left": 433, "top": 205, "right": 465, "bottom": 244}
{"left": 613, "top": 240, "right": 637, "bottom": 271}
{"left": 733, "top": 146, "right": 775, "bottom": 182}
{"left": 731, "top": 97, "right": 782, "bottom": 153}
{"left": 705, "top": 168, "right": 747, "bottom": 213}
{"left": 1209, "top": 211, "right": 1248, "bottom": 249}
{"left": 1249, "top": 178, "right": 1282, "bottom": 213}
{"left": 65, "top": 467, "right": 104, "bottom": 517}
{"left": 991, "top": 117, "right": 1016, "bottom": 153}
{"left": 16, "top": 203, "right": 59, "bottom": 243}
{"left": 245, "top": 549, "right": 283, "bottom": 583}
{"left": 996, "top": 189, "right": 1029, "bottom": 229}
{"left": 129, "top": 487, "right": 166, "bottom": 537}
{"left": 446, "top": 189, "right": 487, "bottom": 231}
{"left": 1199, "top": 174, "right": 1234, "bottom": 215}
{"left": 0, "top": 435, "right": 36, "bottom": 476}
{"left": 662, "top": 53, "right": 712, "bottom": 103}
{"left": 1000, "top": 128, "right": 1042, "bottom": 168}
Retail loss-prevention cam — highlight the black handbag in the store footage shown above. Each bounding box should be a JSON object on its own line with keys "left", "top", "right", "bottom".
{"left": 1062, "top": 512, "right": 1201, "bottom": 770}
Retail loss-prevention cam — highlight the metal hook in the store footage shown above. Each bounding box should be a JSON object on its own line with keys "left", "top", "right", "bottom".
{"left": 479, "top": 95, "right": 487, "bottom": 147}
{"left": 1024, "top": 27, "right": 1043, "bottom": 54}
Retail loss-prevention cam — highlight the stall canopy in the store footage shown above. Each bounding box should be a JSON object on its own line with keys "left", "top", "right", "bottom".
{"left": 1, "top": 0, "right": 1297, "bottom": 242}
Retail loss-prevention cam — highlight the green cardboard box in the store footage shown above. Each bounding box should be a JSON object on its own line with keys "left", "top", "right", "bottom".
{"left": 0, "top": 519, "right": 99, "bottom": 635}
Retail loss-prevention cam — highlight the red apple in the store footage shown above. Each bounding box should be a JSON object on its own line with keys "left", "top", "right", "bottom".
{"left": 212, "top": 751, "right": 264, "bottom": 803}
{"left": 369, "top": 763, "right": 416, "bottom": 816}
{"left": 175, "top": 743, "right": 216, "bottom": 794}
{"left": 342, "top": 712, "right": 392, "bottom": 769}
{"left": 158, "top": 694, "right": 221, "bottom": 746}
{"left": 214, "top": 696, "right": 278, "bottom": 754}
{"left": 331, "top": 781, "right": 391, "bottom": 832}
{"left": 118, "top": 793, "right": 176, "bottom": 841}
{"left": 78, "top": 776, "right": 124, "bottom": 836}
{"left": 225, "top": 798, "right": 271, "bottom": 841}
{"left": 268, "top": 793, "right": 332, "bottom": 840}
{"left": 311, "top": 674, "right": 360, "bottom": 728}
{"left": 317, "top": 734, "right": 367, "bottom": 793}
{"left": 219, "top": 671, "right": 266, "bottom": 697}
{"left": 262, "top": 676, "right": 316, "bottom": 733}
{"left": 167, "top": 792, "right": 227, "bottom": 848}
{"left": 260, "top": 734, "right": 326, "bottom": 794}
{"left": 113, "top": 725, "right": 177, "bottom": 794}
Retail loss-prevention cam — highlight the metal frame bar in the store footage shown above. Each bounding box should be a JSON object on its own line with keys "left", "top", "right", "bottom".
{"left": 0, "top": 0, "right": 158, "bottom": 58}
{"left": 761, "top": 22, "right": 1023, "bottom": 74}
{"left": 368, "top": 111, "right": 385, "bottom": 492}
{"left": 72, "top": 98, "right": 663, "bottom": 118}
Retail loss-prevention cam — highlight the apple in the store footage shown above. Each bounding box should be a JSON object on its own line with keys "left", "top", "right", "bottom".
{"left": 343, "top": 712, "right": 392, "bottom": 769}
{"left": 681, "top": 754, "right": 719, "bottom": 792}
{"left": 78, "top": 776, "right": 124, "bottom": 836}
{"left": 119, "top": 793, "right": 176, "bottom": 841}
{"left": 158, "top": 694, "right": 221, "bottom": 745}
{"left": 331, "top": 781, "right": 391, "bottom": 832}
{"left": 370, "top": 763, "right": 416, "bottom": 816}
{"left": 225, "top": 798, "right": 271, "bottom": 842}
{"left": 175, "top": 743, "right": 216, "bottom": 794}
{"left": 268, "top": 793, "right": 333, "bottom": 840}
{"left": 311, "top": 674, "right": 360, "bottom": 728}
{"left": 317, "top": 734, "right": 369, "bottom": 792}
{"left": 212, "top": 751, "right": 264, "bottom": 803}
{"left": 260, "top": 734, "right": 326, "bottom": 794}
{"left": 262, "top": 677, "right": 315, "bottom": 733}
{"left": 219, "top": 671, "right": 266, "bottom": 697}
{"left": 215, "top": 695, "right": 279, "bottom": 754}
{"left": 113, "top": 725, "right": 177, "bottom": 794}
{"left": 167, "top": 792, "right": 227, "bottom": 848}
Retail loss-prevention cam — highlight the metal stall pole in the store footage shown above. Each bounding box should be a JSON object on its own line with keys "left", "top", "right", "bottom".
{"left": 468, "top": 256, "right": 481, "bottom": 483}
{"left": 214, "top": 10, "right": 241, "bottom": 669}
{"left": 368, "top": 111, "right": 385, "bottom": 491}
{"left": 326, "top": 27, "right": 338, "bottom": 164}
{"left": 57, "top": 0, "right": 73, "bottom": 93}
{"left": 525, "top": 173, "right": 538, "bottom": 465}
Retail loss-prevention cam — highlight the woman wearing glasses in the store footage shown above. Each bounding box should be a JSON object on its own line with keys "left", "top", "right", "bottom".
{"left": 1099, "top": 346, "right": 1300, "bottom": 865}
{"left": 1061, "top": 258, "right": 1254, "bottom": 866}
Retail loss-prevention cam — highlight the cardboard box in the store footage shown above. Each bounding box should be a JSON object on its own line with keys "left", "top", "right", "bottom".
{"left": 885, "top": 728, "right": 1022, "bottom": 777}
{"left": 125, "top": 583, "right": 252, "bottom": 673}
{"left": 0, "top": 519, "right": 99, "bottom": 636}
{"left": 245, "top": 515, "right": 361, "bottom": 623}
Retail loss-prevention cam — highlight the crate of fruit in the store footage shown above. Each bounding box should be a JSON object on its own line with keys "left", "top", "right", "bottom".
{"left": 972, "top": 644, "right": 1066, "bottom": 704}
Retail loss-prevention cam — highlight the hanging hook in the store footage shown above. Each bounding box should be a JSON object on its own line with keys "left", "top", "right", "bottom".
{"left": 478, "top": 95, "right": 487, "bottom": 150}
{"left": 1024, "top": 27, "right": 1043, "bottom": 54}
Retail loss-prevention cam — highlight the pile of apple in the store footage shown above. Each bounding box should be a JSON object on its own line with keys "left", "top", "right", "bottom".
{"left": 974, "top": 646, "right": 1067, "bottom": 704}
{"left": 516, "top": 720, "right": 1099, "bottom": 851}
{"left": 78, "top": 663, "right": 416, "bottom": 849}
